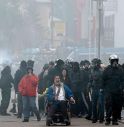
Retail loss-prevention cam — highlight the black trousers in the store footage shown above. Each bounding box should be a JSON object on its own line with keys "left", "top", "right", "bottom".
{"left": 17, "top": 93, "right": 23, "bottom": 117}
{"left": 105, "top": 93, "right": 122, "bottom": 122}
{"left": 0, "top": 89, "right": 11, "bottom": 114}
{"left": 38, "top": 96, "right": 45, "bottom": 113}
{"left": 48, "top": 101, "right": 68, "bottom": 119}
{"left": 71, "top": 91, "right": 87, "bottom": 117}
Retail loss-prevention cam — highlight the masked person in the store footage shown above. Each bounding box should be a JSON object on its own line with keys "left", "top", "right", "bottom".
{"left": 89, "top": 58, "right": 104, "bottom": 123}
{"left": 103, "top": 55, "right": 124, "bottom": 125}
{"left": 48, "top": 59, "right": 64, "bottom": 85}
{"left": 70, "top": 62, "right": 82, "bottom": 117}
{"left": 80, "top": 60, "right": 92, "bottom": 119}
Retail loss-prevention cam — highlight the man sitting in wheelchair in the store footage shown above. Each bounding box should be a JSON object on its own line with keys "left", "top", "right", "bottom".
{"left": 46, "top": 75, "right": 75, "bottom": 125}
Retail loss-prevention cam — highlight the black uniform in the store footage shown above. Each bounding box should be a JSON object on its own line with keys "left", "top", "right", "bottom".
{"left": 103, "top": 65, "right": 124, "bottom": 124}
{"left": 90, "top": 66, "right": 104, "bottom": 123}
{"left": 48, "top": 60, "right": 64, "bottom": 85}
{"left": 70, "top": 62, "right": 82, "bottom": 116}
{"left": 80, "top": 67, "right": 92, "bottom": 119}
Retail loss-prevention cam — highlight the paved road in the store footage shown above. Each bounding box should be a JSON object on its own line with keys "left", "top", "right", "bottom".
{"left": 0, "top": 115, "right": 124, "bottom": 127}
{"left": 0, "top": 90, "right": 124, "bottom": 127}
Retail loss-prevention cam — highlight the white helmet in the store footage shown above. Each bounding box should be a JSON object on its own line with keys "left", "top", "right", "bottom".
{"left": 109, "top": 54, "right": 119, "bottom": 60}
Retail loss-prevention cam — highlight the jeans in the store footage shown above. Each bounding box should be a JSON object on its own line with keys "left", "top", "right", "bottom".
{"left": 92, "top": 89, "right": 104, "bottom": 121}
{"left": 22, "top": 96, "right": 40, "bottom": 119}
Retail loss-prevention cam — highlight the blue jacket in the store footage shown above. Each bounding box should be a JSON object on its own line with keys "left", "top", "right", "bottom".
{"left": 46, "top": 84, "right": 74, "bottom": 103}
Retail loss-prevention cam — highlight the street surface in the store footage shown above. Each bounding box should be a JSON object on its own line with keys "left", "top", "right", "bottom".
{"left": 0, "top": 90, "right": 124, "bottom": 127}
{"left": 0, "top": 115, "right": 124, "bottom": 127}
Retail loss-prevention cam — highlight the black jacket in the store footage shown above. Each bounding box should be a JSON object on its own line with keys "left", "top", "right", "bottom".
{"left": 80, "top": 68, "right": 91, "bottom": 92}
{"left": 103, "top": 65, "right": 124, "bottom": 94}
{"left": 0, "top": 68, "right": 14, "bottom": 89}
{"left": 89, "top": 67, "right": 103, "bottom": 90}
{"left": 14, "top": 68, "right": 27, "bottom": 92}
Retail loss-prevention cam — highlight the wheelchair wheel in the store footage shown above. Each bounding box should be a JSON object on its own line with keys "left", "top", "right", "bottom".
{"left": 66, "top": 121, "right": 71, "bottom": 126}
{"left": 46, "top": 116, "right": 52, "bottom": 126}
{"left": 46, "top": 119, "right": 51, "bottom": 126}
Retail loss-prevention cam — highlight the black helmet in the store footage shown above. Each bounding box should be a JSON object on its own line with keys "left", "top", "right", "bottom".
{"left": 27, "top": 60, "right": 34, "bottom": 68}
{"left": 84, "top": 60, "right": 90, "bottom": 65}
{"left": 91, "top": 58, "right": 101, "bottom": 65}
{"left": 80, "top": 60, "right": 85, "bottom": 66}
{"left": 73, "top": 62, "right": 80, "bottom": 71}
{"left": 56, "top": 59, "right": 64, "bottom": 66}
{"left": 43, "top": 64, "right": 49, "bottom": 70}
{"left": 20, "top": 60, "right": 27, "bottom": 68}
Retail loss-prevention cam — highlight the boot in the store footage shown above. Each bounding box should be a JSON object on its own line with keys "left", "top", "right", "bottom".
{"left": 112, "top": 121, "right": 119, "bottom": 125}
{"left": 105, "top": 121, "right": 110, "bottom": 126}
{"left": 37, "top": 114, "right": 41, "bottom": 121}
{"left": 22, "top": 118, "right": 29, "bottom": 122}
{"left": 10, "top": 104, "right": 16, "bottom": 113}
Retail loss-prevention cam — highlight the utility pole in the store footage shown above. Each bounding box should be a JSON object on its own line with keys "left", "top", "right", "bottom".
{"left": 98, "top": 0, "right": 103, "bottom": 59}
{"left": 51, "top": 0, "right": 54, "bottom": 48}
{"left": 93, "top": 0, "right": 105, "bottom": 59}
{"left": 88, "top": 0, "right": 93, "bottom": 61}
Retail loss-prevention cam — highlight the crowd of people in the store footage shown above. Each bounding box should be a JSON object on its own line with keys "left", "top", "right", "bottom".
{"left": 0, "top": 55, "right": 124, "bottom": 126}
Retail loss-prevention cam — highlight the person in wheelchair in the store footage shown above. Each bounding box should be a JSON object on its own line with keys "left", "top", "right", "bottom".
{"left": 46, "top": 75, "right": 75, "bottom": 124}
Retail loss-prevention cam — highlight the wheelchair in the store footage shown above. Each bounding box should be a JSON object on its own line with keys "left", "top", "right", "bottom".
{"left": 46, "top": 101, "right": 71, "bottom": 126}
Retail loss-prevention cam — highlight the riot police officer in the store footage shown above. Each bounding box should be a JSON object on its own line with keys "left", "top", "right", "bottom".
{"left": 80, "top": 60, "right": 92, "bottom": 119}
{"left": 89, "top": 58, "right": 104, "bottom": 123}
{"left": 103, "top": 55, "right": 124, "bottom": 125}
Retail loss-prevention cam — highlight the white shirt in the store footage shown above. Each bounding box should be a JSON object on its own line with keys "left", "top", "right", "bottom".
{"left": 55, "top": 86, "right": 65, "bottom": 101}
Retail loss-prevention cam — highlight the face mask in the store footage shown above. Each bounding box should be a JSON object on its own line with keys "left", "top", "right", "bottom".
{"left": 110, "top": 59, "right": 118, "bottom": 67}
{"left": 112, "top": 62, "right": 118, "bottom": 68}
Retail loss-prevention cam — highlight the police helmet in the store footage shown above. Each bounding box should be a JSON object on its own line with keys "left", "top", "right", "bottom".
{"left": 80, "top": 60, "right": 85, "bottom": 66}
{"left": 109, "top": 54, "right": 119, "bottom": 64}
{"left": 91, "top": 58, "right": 101, "bottom": 65}
{"left": 43, "top": 64, "right": 49, "bottom": 70}
{"left": 56, "top": 59, "right": 64, "bottom": 66}
{"left": 109, "top": 54, "right": 119, "bottom": 61}
{"left": 84, "top": 60, "right": 90, "bottom": 65}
